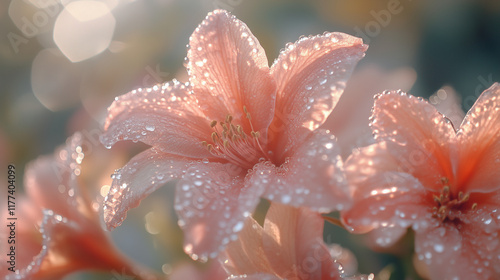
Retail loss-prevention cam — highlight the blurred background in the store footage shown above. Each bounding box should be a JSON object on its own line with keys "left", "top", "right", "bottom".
{"left": 1, "top": 0, "right": 500, "bottom": 279}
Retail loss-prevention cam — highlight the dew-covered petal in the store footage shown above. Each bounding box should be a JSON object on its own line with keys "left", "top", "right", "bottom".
{"left": 103, "top": 148, "right": 190, "bottom": 230}
{"left": 225, "top": 273, "right": 281, "bottom": 280}
{"left": 456, "top": 83, "right": 500, "bottom": 193}
{"left": 221, "top": 217, "right": 274, "bottom": 276}
{"left": 101, "top": 81, "right": 213, "bottom": 159}
{"left": 345, "top": 142, "right": 400, "bottom": 196}
{"left": 371, "top": 92, "right": 456, "bottom": 191}
{"left": 24, "top": 133, "right": 91, "bottom": 222}
{"left": 366, "top": 226, "right": 408, "bottom": 249}
{"left": 269, "top": 32, "right": 367, "bottom": 158}
{"left": 342, "top": 172, "right": 430, "bottom": 234}
{"left": 175, "top": 161, "right": 264, "bottom": 261}
{"left": 252, "top": 130, "right": 350, "bottom": 212}
{"left": 262, "top": 203, "right": 341, "bottom": 279}
{"left": 415, "top": 221, "right": 500, "bottom": 280}
{"left": 322, "top": 65, "right": 416, "bottom": 158}
{"left": 430, "top": 86, "right": 466, "bottom": 130}
{"left": 9, "top": 209, "right": 147, "bottom": 280}
{"left": 187, "top": 9, "right": 276, "bottom": 136}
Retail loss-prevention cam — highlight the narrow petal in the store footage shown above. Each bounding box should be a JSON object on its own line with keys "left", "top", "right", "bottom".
{"left": 269, "top": 32, "right": 367, "bottom": 158}
{"left": 24, "top": 133, "right": 91, "bottom": 222}
{"left": 430, "top": 86, "right": 466, "bottom": 129}
{"left": 263, "top": 204, "right": 341, "bottom": 279}
{"left": 371, "top": 92, "right": 456, "bottom": 191}
{"left": 175, "top": 161, "right": 264, "bottom": 260}
{"left": 103, "top": 148, "right": 190, "bottom": 229}
{"left": 253, "top": 130, "right": 350, "bottom": 212}
{"left": 101, "top": 81, "right": 213, "bottom": 158}
{"left": 187, "top": 10, "right": 276, "bottom": 135}
{"left": 456, "top": 83, "right": 500, "bottom": 193}
{"left": 221, "top": 217, "right": 275, "bottom": 276}
{"left": 342, "top": 172, "right": 430, "bottom": 234}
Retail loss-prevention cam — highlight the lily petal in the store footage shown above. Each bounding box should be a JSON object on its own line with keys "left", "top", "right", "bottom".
{"left": 226, "top": 274, "right": 281, "bottom": 280}
{"left": 103, "top": 148, "right": 190, "bottom": 230}
{"left": 222, "top": 217, "right": 275, "bottom": 276}
{"left": 342, "top": 172, "right": 429, "bottom": 234}
{"left": 323, "top": 65, "right": 416, "bottom": 158}
{"left": 175, "top": 161, "right": 264, "bottom": 260}
{"left": 270, "top": 32, "right": 367, "bottom": 158}
{"left": 415, "top": 220, "right": 499, "bottom": 280}
{"left": 457, "top": 83, "right": 500, "bottom": 193}
{"left": 263, "top": 204, "right": 341, "bottom": 279}
{"left": 101, "top": 81, "right": 213, "bottom": 158}
{"left": 371, "top": 92, "right": 456, "bottom": 191}
{"left": 187, "top": 9, "right": 276, "bottom": 135}
{"left": 253, "top": 130, "right": 350, "bottom": 212}
{"left": 431, "top": 86, "right": 466, "bottom": 129}
{"left": 24, "top": 132, "right": 91, "bottom": 222}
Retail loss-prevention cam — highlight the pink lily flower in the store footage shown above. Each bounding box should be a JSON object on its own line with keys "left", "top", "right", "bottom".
{"left": 221, "top": 203, "right": 373, "bottom": 280}
{"left": 3, "top": 133, "right": 159, "bottom": 280}
{"left": 101, "top": 9, "right": 367, "bottom": 260}
{"left": 342, "top": 84, "right": 500, "bottom": 279}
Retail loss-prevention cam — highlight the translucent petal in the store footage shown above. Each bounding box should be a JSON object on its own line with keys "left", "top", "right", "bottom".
{"left": 24, "top": 132, "right": 91, "bottom": 222}
{"left": 322, "top": 65, "right": 416, "bottom": 158}
{"left": 431, "top": 86, "right": 466, "bottom": 130}
{"left": 262, "top": 204, "right": 341, "bottom": 279}
{"left": 221, "top": 217, "right": 274, "bottom": 276}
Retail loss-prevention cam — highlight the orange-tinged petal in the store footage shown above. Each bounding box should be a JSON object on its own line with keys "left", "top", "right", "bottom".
{"left": 101, "top": 81, "right": 213, "bottom": 159}
{"left": 103, "top": 148, "right": 190, "bottom": 230}
{"left": 253, "top": 130, "right": 350, "bottom": 212}
{"left": 269, "top": 32, "right": 367, "bottom": 159}
{"left": 457, "top": 83, "right": 500, "bottom": 193}
{"left": 175, "top": 161, "right": 264, "bottom": 260}
{"left": 371, "top": 92, "right": 456, "bottom": 191}
{"left": 187, "top": 9, "right": 276, "bottom": 136}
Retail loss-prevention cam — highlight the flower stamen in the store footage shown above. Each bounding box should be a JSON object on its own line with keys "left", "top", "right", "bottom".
{"left": 432, "top": 177, "right": 473, "bottom": 222}
{"left": 201, "top": 108, "right": 271, "bottom": 169}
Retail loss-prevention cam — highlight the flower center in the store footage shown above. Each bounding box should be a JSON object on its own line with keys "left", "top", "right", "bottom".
{"left": 431, "top": 177, "right": 477, "bottom": 222}
{"left": 201, "top": 106, "right": 269, "bottom": 169}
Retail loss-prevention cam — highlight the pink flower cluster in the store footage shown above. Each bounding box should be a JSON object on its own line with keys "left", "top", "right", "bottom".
{"left": 7, "top": 9, "right": 500, "bottom": 280}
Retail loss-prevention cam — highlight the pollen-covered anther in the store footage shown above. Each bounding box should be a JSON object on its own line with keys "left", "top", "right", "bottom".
{"left": 431, "top": 180, "right": 472, "bottom": 222}
{"left": 200, "top": 109, "right": 270, "bottom": 169}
